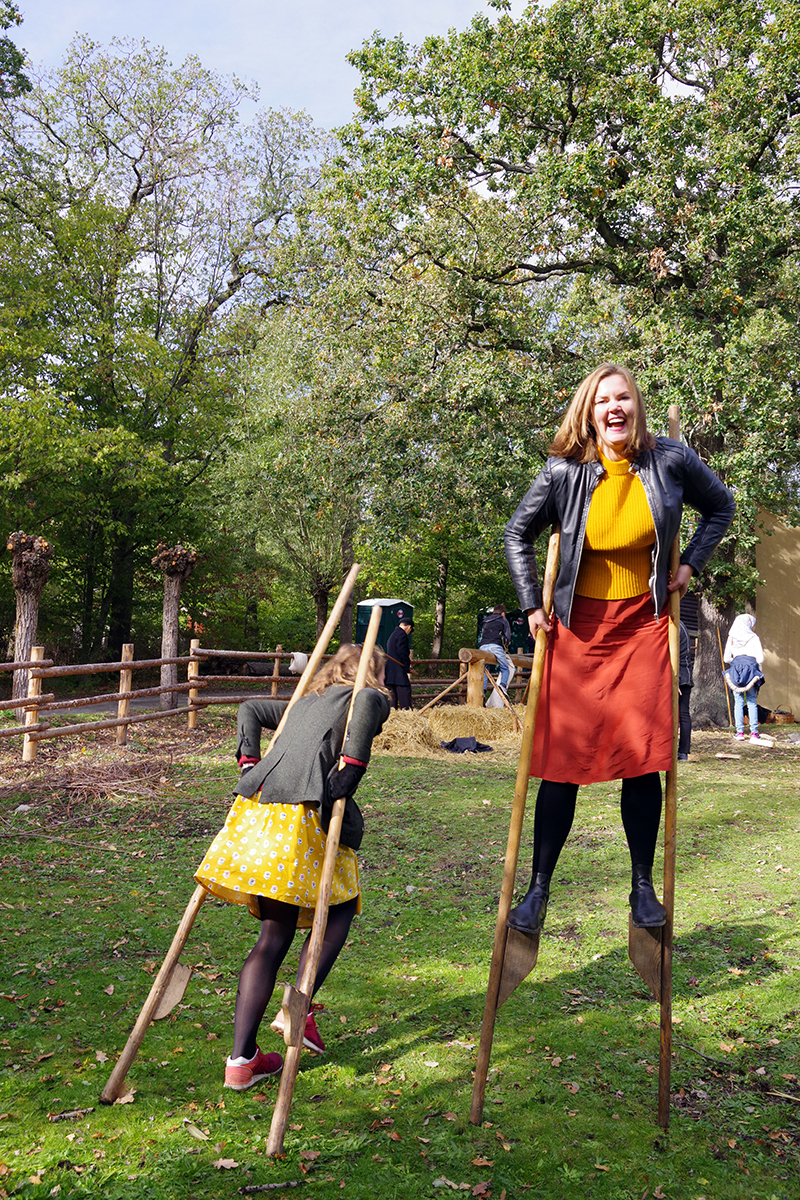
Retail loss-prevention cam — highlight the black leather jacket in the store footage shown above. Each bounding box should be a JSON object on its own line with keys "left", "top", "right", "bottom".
{"left": 504, "top": 438, "right": 735, "bottom": 628}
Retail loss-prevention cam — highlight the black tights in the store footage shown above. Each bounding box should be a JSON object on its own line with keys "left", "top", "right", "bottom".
{"left": 531, "top": 773, "right": 663, "bottom": 878}
{"left": 232, "top": 896, "right": 358, "bottom": 1060}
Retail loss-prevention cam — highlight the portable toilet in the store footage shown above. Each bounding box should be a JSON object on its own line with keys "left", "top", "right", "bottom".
{"left": 356, "top": 598, "right": 414, "bottom": 651}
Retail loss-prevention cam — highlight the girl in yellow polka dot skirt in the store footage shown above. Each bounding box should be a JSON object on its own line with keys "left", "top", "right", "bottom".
{"left": 195, "top": 643, "right": 390, "bottom": 1091}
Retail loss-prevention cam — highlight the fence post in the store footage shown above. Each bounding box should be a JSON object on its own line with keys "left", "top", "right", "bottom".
{"left": 116, "top": 643, "right": 134, "bottom": 747}
{"left": 467, "top": 657, "right": 485, "bottom": 708}
{"left": 271, "top": 645, "right": 283, "bottom": 698}
{"left": 187, "top": 639, "right": 200, "bottom": 731}
{"left": 22, "top": 646, "right": 44, "bottom": 763}
{"left": 459, "top": 661, "right": 467, "bottom": 705}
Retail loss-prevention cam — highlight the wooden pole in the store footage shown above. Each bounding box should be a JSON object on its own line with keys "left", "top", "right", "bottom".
{"left": 267, "top": 603, "right": 383, "bottom": 1157}
{"left": 100, "top": 564, "right": 363, "bottom": 1104}
{"left": 657, "top": 405, "right": 681, "bottom": 1129}
{"left": 716, "top": 625, "right": 733, "bottom": 727}
{"left": 116, "top": 644, "right": 134, "bottom": 747}
{"left": 271, "top": 645, "right": 283, "bottom": 698}
{"left": 21, "top": 646, "right": 44, "bottom": 763}
{"left": 466, "top": 658, "right": 484, "bottom": 708}
{"left": 483, "top": 667, "right": 521, "bottom": 733}
{"left": 417, "top": 674, "right": 464, "bottom": 714}
{"left": 187, "top": 639, "right": 200, "bottom": 731}
{"left": 470, "top": 528, "right": 560, "bottom": 1126}
{"left": 100, "top": 883, "right": 208, "bottom": 1103}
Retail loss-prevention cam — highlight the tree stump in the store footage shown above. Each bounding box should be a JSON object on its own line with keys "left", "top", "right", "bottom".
{"left": 7, "top": 532, "right": 54, "bottom": 717}
{"left": 153, "top": 544, "right": 197, "bottom": 710}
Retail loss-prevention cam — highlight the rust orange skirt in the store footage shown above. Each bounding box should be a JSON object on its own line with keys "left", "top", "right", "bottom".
{"left": 531, "top": 593, "right": 672, "bottom": 784}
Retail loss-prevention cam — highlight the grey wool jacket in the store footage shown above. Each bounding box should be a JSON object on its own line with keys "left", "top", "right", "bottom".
{"left": 236, "top": 686, "right": 390, "bottom": 806}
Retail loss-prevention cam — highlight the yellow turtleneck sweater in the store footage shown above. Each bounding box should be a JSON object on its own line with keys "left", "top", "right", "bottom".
{"left": 574, "top": 453, "right": 655, "bottom": 600}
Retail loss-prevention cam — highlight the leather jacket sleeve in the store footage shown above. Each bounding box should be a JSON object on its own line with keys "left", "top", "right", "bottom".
{"left": 503, "top": 459, "right": 559, "bottom": 612}
{"left": 674, "top": 443, "right": 736, "bottom": 577}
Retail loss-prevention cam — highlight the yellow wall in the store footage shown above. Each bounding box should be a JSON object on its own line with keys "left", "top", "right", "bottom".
{"left": 755, "top": 515, "right": 800, "bottom": 718}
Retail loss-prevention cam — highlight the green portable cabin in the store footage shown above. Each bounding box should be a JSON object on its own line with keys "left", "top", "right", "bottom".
{"left": 477, "top": 608, "right": 531, "bottom": 655}
{"left": 356, "top": 598, "right": 414, "bottom": 651}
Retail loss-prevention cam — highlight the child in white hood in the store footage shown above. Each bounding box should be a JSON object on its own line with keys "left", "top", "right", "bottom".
{"left": 723, "top": 614, "right": 765, "bottom": 741}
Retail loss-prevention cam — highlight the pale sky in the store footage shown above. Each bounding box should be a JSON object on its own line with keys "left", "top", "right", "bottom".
{"left": 11, "top": 1, "right": 529, "bottom": 129}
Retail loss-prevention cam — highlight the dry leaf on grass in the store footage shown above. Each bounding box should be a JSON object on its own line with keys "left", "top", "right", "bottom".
{"left": 213, "top": 1158, "right": 238, "bottom": 1169}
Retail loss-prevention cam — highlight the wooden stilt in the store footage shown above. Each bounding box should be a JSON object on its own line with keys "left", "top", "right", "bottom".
{"left": 627, "top": 406, "right": 681, "bottom": 1129}
{"left": 483, "top": 667, "right": 521, "bottom": 733}
{"left": 267, "top": 603, "right": 384, "bottom": 1156}
{"left": 100, "top": 884, "right": 208, "bottom": 1103}
{"left": 469, "top": 528, "right": 560, "bottom": 1127}
{"left": 100, "top": 564, "right": 363, "bottom": 1105}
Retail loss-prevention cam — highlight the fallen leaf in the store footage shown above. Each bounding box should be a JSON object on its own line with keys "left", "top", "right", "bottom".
{"left": 472, "top": 1156, "right": 493, "bottom": 1167}
{"left": 653, "top": 1187, "right": 666, "bottom": 1198}
{"left": 183, "top": 1123, "right": 209, "bottom": 1141}
{"left": 289, "top": 1123, "right": 302, "bottom": 1131}
{"left": 564, "top": 1082, "right": 580, "bottom": 1094}
{"left": 472, "top": 1184, "right": 492, "bottom": 1197}
{"left": 35, "top": 1052, "right": 54, "bottom": 1063}
{"left": 300, "top": 1151, "right": 320, "bottom": 1161}
{"left": 114, "top": 1091, "right": 135, "bottom": 1106}
{"left": 213, "top": 1158, "right": 238, "bottom": 1169}
{"left": 103, "top": 985, "right": 114, "bottom": 996}
{"left": 388, "top": 1131, "right": 402, "bottom": 1142}
{"left": 95, "top": 1051, "right": 107, "bottom": 1063}
{"left": 594, "top": 1163, "right": 610, "bottom": 1171}
{"left": 443, "top": 1112, "right": 457, "bottom": 1121}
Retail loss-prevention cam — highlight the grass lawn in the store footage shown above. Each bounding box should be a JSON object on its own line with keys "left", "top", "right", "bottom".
{"left": 0, "top": 713, "right": 798, "bottom": 1199}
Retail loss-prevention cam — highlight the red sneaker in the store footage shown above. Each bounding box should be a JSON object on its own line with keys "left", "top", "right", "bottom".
{"left": 224, "top": 1049, "right": 283, "bottom": 1091}
{"left": 270, "top": 1002, "right": 326, "bottom": 1055}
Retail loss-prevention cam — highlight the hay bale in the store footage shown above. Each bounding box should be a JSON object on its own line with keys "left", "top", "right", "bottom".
{"left": 372, "top": 704, "right": 524, "bottom": 758}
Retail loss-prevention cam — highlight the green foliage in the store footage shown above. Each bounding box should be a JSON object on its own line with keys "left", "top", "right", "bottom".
{"left": 0, "top": 1, "right": 30, "bottom": 96}
{"left": 0, "top": 38, "right": 322, "bottom": 656}
{"left": 334, "top": 0, "right": 800, "bottom": 609}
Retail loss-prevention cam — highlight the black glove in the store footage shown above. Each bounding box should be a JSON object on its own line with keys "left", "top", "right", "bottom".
{"left": 327, "top": 762, "right": 366, "bottom": 800}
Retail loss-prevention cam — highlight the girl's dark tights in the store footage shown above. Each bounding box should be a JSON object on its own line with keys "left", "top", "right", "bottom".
{"left": 232, "top": 896, "right": 358, "bottom": 1060}
{"left": 531, "top": 773, "right": 663, "bottom": 877}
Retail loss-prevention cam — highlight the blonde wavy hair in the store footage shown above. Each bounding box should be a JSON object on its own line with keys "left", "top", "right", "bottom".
{"left": 550, "top": 363, "right": 655, "bottom": 463}
{"left": 307, "top": 642, "right": 388, "bottom": 696}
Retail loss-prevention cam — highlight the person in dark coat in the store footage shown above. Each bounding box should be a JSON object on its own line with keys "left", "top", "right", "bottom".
{"left": 195, "top": 644, "right": 390, "bottom": 1090}
{"left": 384, "top": 619, "right": 414, "bottom": 709}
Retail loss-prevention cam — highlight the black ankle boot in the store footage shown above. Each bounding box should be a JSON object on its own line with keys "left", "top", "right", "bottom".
{"left": 507, "top": 873, "right": 551, "bottom": 935}
{"left": 629, "top": 865, "right": 667, "bottom": 928}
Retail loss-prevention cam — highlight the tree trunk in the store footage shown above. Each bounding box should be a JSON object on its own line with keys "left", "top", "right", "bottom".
{"left": 107, "top": 535, "right": 135, "bottom": 661}
{"left": 7, "top": 532, "right": 54, "bottom": 716}
{"left": 340, "top": 519, "right": 356, "bottom": 644}
{"left": 692, "top": 592, "right": 734, "bottom": 729}
{"left": 313, "top": 587, "right": 330, "bottom": 640}
{"left": 431, "top": 554, "right": 449, "bottom": 660}
{"left": 153, "top": 544, "right": 197, "bottom": 709}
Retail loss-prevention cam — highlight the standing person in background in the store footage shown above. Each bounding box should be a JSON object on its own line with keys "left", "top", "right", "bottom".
{"left": 723, "top": 614, "right": 765, "bottom": 743}
{"left": 678, "top": 621, "right": 693, "bottom": 761}
{"left": 504, "top": 363, "right": 734, "bottom": 934}
{"left": 479, "top": 604, "right": 513, "bottom": 695}
{"left": 385, "top": 618, "right": 414, "bottom": 709}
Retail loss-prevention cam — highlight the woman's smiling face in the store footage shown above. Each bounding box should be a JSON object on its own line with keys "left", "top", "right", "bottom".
{"left": 592, "top": 373, "right": 637, "bottom": 460}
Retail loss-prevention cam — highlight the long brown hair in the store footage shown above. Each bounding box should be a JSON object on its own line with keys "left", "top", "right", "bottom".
{"left": 307, "top": 643, "right": 387, "bottom": 696}
{"left": 550, "top": 363, "right": 655, "bottom": 463}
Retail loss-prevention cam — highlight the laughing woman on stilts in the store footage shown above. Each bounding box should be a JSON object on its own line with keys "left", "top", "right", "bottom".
{"left": 194, "top": 644, "right": 390, "bottom": 1091}
{"left": 504, "top": 364, "right": 734, "bottom": 933}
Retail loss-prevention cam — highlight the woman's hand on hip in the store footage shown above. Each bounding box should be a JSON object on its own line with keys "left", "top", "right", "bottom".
{"left": 527, "top": 608, "right": 552, "bottom": 636}
{"left": 668, "top": 563, "right": 694, "bottom": 598}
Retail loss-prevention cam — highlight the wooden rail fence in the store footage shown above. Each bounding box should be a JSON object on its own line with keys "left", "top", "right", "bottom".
{"left": 0, "top": 642, "right": 528, "bottom": 762}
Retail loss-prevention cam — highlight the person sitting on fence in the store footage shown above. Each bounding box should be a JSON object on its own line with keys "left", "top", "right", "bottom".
{"left": 479, "top": 604, "right": 512, "bottom": 695}
{"left": 723, "top": 614, "right": 765, "bottom": 743}
{"left": 194, "top": 644, "right": 390, "bottom": 1091}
